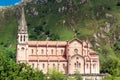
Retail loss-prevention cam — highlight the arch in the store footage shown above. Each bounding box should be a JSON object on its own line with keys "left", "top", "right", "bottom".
{"left": 74, "top": 62, "right": 81, "bottom": 68}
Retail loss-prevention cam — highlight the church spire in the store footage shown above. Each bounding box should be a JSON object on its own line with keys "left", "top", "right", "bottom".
{"left": 18, "top": 3, "right": 27, "bottom": 33}
{"left": 17, "top": 2, "right": 28, "bottom": 44}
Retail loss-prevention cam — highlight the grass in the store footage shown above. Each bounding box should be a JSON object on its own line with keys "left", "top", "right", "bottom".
{"left": 68, "top": 77, "right": 76, "bottom": 80}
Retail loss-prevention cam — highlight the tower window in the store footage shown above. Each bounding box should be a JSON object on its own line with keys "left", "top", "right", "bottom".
{"left": 20, "top": 35, "right": 22, "bottom": 41}
{"left": 21, "top": 47, "right": 24, "bottom": 50}
{"left": 24, "top": 35, "right": 25, "bottom": 41}
{"left": 17, "top": 35, "right": 19, "bottom": 39}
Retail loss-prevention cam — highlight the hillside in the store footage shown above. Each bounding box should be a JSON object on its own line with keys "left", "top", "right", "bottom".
{"left": 0, "top": 0, "right": 120, "bottom": 76}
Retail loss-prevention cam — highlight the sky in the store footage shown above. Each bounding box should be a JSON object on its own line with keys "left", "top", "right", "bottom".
{"left": 0, "top": 0, "right": 21, "bottom": 6}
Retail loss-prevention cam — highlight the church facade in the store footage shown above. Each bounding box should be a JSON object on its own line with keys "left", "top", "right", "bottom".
{"left": 16, "top": 6, "right": 100, "bottom": 76}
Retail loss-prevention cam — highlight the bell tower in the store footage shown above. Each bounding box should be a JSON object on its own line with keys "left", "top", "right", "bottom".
{"left": 16, "top": 3, "right": 28, "bottom": 63}
{"left": 17, "top": 5, "right": 28, "bottom": 44}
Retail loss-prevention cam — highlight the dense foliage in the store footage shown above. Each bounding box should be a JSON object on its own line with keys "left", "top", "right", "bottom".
{"left": 0, "top": 52, "right": 46, "bottom": 80}
{"left": 48, "top": 68, "right": 67, "bottom": 80}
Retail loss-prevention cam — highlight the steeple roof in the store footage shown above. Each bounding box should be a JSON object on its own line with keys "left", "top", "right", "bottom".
{"left": 18, "top": 3, "right": 27, "bottom": 33}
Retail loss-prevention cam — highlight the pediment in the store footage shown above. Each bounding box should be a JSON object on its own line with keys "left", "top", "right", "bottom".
{"left": 68, "top": 38, "right": 82, "bottom": 44}
{"left": 68, "top": 38, "right": 83, "bottom": 47}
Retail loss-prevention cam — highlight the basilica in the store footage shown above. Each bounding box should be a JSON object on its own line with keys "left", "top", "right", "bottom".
{"left": 16, "top": 6, "right": 102, "bottom": 80}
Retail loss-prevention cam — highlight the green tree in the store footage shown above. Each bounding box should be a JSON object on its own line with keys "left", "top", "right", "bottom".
{"left": 74, "top": 71, "right": 82, "bottom": 80}
{"left": 113, "top": 41, "right": 120, "bottom": 57}
{"left": 102, "top": 74, "right": 115, "bottom": 80}
{"left": 101, "top": 55, "right": 120, "bottom": 76}
{"left": 48, "top": 68, "right": 67, "bottom": 80}
{"left": 0, "top": 52, "right": 46, "bottom": 80}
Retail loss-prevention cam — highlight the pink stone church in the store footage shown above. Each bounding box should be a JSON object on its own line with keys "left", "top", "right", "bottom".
{"left": 16, "top": 6, "right": 101, "bottom": 78}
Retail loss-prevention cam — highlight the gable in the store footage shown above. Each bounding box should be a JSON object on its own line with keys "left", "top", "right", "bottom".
{"left": 68, "top": 38, "right": 82, "bottom": 48}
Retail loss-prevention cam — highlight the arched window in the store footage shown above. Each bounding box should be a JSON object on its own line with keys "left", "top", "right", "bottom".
{"left": 21, "top": 47, "right": 24, "bottom": 50}
{"left": 20, "top": 35, "right": 22, "bottom": 41}
{"left": 17, "top": 35, "right": 19, "bottom": 39}
{"left": 24, "top": 35, "right": 25, "bottom": 41}
{"left": 51, "top": 49, "right": 53, "bottom": 55}
{"left": 61, "top": 49, "right": 63, "bottom": 55}
{"left": 31, "top": 49, "right": 33, "bottom": 54}
{"left": 76, "top": 61, "right": 78, "bottom": 68}
{"left": 74, "top": 63, "right": 76, "bottom": 68}
{"left": 75, "top": 61, "right": 81, "bottom": 68}
{"left": 41, "top": 49, "right": 44, "bottom": 54}
{"left": 43, "top": 64, "right": 45, "bottom": 68}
